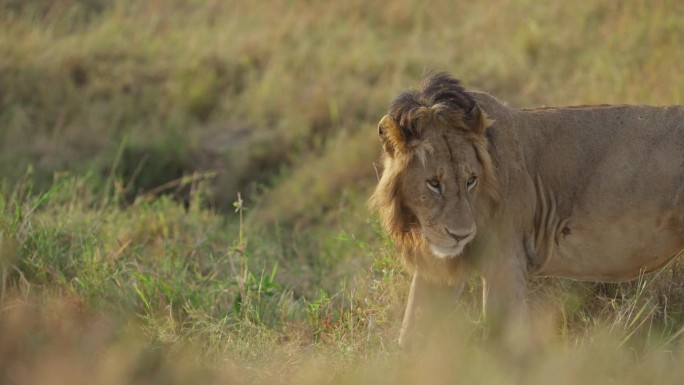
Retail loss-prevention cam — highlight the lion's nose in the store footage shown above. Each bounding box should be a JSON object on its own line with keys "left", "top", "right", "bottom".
{"left": 445, "top": 227, "right": 472, "bottom": 243}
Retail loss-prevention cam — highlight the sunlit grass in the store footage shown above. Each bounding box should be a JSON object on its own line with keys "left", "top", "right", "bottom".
{"left": 2, "top": 174, "right": 684, "bottom": 384}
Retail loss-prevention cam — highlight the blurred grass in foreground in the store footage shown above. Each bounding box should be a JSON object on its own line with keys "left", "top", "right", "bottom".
{"left": 2, "top": 175, "right": 684, "bottom": 384}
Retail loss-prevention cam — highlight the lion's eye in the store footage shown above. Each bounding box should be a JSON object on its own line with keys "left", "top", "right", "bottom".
{"left": 466, "top": 175, "right": 478, "bottom": 190}
{"left": 426, "top": 178, "right": 442, "bottom": 193}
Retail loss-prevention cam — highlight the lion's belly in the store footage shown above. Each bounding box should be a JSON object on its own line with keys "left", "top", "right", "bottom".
{"left": 537, "top": 211, "right": 684, "bottom": 282}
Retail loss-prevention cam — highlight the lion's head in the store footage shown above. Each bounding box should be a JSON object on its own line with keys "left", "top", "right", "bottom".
{"left": 370, "top": 73, "right": 499, "bottom": 280}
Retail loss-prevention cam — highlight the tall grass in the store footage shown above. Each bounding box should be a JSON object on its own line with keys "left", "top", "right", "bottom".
{"left": 2, "top": 170, "right": 684, "bottom": 384}
{"left": 3, "top": 0, "right": 683, "bottom": 213}
{"left": 0, "top": 174, "right": 408, "bottom": 382}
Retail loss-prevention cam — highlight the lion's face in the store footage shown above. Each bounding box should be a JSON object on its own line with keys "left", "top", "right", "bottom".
{"left": 369, "top": 73, "right": 499, "bottom": 267}
{"left": 400, "top": 127, "right": 483, "bottom": 258}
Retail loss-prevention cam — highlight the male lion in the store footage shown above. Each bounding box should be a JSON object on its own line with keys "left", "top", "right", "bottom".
{"left": 370, "top": 72, "right": 684, "bottom": 346}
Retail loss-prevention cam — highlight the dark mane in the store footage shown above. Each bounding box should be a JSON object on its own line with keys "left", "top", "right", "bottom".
{"left": 387, "top": 72, "right": 476, "bottom": 136}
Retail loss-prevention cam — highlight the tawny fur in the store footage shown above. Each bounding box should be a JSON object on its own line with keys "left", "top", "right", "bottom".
{"left": 370, "top": 73, "right": 684, "bottom": 344}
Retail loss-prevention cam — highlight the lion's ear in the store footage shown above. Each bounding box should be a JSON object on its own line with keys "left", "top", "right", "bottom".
{"left": 466, "top": 105, "right": 494, "bottom": 135}
{"left": 378, "top": 115, "right": 407, "bottom": 157}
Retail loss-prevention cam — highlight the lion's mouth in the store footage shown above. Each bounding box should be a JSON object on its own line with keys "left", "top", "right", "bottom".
{"left": 428, "top": 231, "right": 476, "bottom": 259}
{"left": 429, "top": 243, "right": 465, "bottom": 259}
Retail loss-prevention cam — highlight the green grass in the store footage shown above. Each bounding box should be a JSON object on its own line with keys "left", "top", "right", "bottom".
{"left": 1, "top": 0, "right": 684, "bottom": 383}
{"left": 0, "top": 174, "right": 407, "bottom": 381}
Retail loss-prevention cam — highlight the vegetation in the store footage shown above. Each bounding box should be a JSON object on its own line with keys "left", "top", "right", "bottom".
{"left": 1, "top": 0, "right": 683, "bottom": 383}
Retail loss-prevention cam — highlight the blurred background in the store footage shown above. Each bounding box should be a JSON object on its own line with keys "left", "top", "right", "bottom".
{"left": 1, "top": 1, "right": 684, "bottom": 384}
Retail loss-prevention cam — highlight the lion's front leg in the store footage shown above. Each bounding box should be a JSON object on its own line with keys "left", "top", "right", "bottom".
{"left": 480, "top": 251, "right": 529, "bottom": 334}
{"left": 398, "top": 273, "right": 465, "bottom": 349}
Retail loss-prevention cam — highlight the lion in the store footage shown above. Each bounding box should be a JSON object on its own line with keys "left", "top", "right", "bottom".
{"left": 369, "top": 72, "right": 684, "bottom": 347}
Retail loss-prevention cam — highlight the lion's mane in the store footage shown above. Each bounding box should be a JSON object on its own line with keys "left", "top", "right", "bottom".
{"left": 369, "top": 73, "right": 500, "bottom": 284}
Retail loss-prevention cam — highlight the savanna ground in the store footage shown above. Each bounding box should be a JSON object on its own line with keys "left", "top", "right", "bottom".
{"left": 1, "top": 1, "right": 684, "bottom": 384}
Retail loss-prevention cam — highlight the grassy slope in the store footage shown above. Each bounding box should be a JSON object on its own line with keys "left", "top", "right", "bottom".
{"left": 1, "top": 0, "right": 684, "bottom": 384}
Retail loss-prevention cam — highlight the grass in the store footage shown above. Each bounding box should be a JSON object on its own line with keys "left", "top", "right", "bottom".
{"left": 0, "top": 174, "right": 406, "bottom": 384}
{"left": 1, "top": 0, "right": 684, "bottom": 383}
